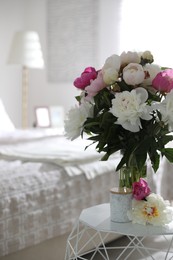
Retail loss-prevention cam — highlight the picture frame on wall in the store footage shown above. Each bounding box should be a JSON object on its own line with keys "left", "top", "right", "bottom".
{"left": 49, "top": 106, "right": 64, "bottom": 128}
{"left": 35, "top": 106, "right": 51, "bottom": 128}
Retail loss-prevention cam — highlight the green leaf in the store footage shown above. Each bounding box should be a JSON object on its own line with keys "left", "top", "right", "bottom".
{"left": 100, "top": 112, "right": 116, "bottom": 129}
{"left": 134, "top": 137, "right": 151, "bottom": 170}
{"left": 117, "top": 80, "right": 132, "bottom": 91}
{"left": 75, "top": 95, "right": 81, "bottom": 102}
{"left": 116, "top": 155, "right": 126, "bottom": 171}
{"left": 161, "top": 135, "right": 173, "bottom": 146}
{"left": 101, "top": 147, "right": 121, "bottom": 162}
{"left": 101, "top": 153, "right": 110, "bottom": 161}
{"left": 94, "top": 88, "right": 114, "bottom": 113}
{"left": 135, "top": 152, "right": 147, "bottom": 171}
{"left": 96, "top": 140, "right": 107, "bottom": 151}
{"left": 87, "top": 135, "right": 100, "bottom": 142}
{"left": 162, "top": 148, "right": 173, "bottom": 163}
{"left": 148, "top": 150, "right": 160, "bottom": 172}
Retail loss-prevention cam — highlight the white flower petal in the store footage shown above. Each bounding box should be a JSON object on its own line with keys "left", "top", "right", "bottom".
{"left": 103, "top": 68, "right": 119, "bottom": 85}
{"left": 102, "top": 54, "right": 120, "bottom": 84}
{"left": 103, "top": 54, "right": 121, "bottom": 71}
{"left": 64, "top": 102, "right": 93, "bottom": 140}
{"left": 120, "top": 51, "right": 140, "bottom": 65}
{"left": 134, "top": 87, "right": 148, "bottom": 103}
{"left": 156, "top": 90, "right": 173, "bottom": 130}
{"left": 110, "top": 88, "right": 151, "bottom": 132}
{"left": 121, "top": 121, "right": 140, "bottom": 132}
{"left": 123, "top": 63, "right": 145, "bottom": 86}
{"left": 143, "top": 64, "right": 161, "bottom": 85}
{"left": 141, "top": 50, "right": 153, "bottom": 62}
{"left": 128, "top": 193, "right": 173, "bottom": 226}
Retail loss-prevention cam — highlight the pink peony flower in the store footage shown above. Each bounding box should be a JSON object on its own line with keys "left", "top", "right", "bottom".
{"left": 85, "top": 70, "right": 106, "bottom": 100}
{"left": 73, "top": 67, "right": 97, "bottom": 90}
{"left": 132, "top": 178, "right": 151, "bottom": 200}
{"left": 152, "top": 69, "right": 173, "bottom": 93}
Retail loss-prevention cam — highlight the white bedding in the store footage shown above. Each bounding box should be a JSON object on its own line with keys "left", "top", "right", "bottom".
{"left": 0, "top": 129, "right": 119, "bottom": 256}
{"left": 0, "top": 127, "right": 63, "bottom": 144}
{"left": 0, "top": 134, "right": 120, "bottom": 179}
{"left": 0, "top": 158, "right": 118, "bottom": 256}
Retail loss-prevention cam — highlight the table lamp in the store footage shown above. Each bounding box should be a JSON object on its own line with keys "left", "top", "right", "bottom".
{"left": 8, "top": 31, "right": 44, "bottom": 128}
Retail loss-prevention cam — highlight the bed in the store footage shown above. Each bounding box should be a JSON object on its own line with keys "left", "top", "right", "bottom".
{"left": 0, "top": 127, "right": 123, "bottom": 260}
{"left": 0, "top": 96, "right": 172, "bottom": 259}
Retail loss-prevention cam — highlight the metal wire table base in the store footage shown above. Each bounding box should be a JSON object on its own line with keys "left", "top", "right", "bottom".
{"left": 65, "top": 220, "right": 173, "bottom": 260}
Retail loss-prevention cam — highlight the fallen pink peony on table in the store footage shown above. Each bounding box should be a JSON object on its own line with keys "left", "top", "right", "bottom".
{"left": 152, "top": 69, "right": 173, "bottom": 93}
{"left": 73, "top": 67, "right": 97, "bottom": 90}
{"left": 132, "top": 178, "right": 151, "bottom": 200}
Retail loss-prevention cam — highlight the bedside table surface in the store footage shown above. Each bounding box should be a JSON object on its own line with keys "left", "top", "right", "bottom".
{"left": 80, "top": 203, "right": 173, "bottom": 237}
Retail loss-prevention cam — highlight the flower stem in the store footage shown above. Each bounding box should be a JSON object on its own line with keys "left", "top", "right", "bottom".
{"left": 119, "top": 165, "right": 146, "bottom": 189}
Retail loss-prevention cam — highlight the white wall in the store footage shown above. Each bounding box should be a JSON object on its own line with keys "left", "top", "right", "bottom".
{"left": 0, "top": 0, "right": 24, "bottom": 127}
{"left": 0, "top": 0, "right": 121, "bottom": 128}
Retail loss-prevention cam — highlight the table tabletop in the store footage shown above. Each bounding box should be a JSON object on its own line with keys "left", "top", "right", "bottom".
{"left": 79, "top": 203, "right": 173, "bottom": 237}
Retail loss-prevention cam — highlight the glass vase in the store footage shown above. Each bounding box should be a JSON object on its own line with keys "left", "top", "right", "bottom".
{"left": 110, "top": 162, "right": 147, "bottom": 222}
{"left": 119, "top": 164, "right": 147, "bottom": 189}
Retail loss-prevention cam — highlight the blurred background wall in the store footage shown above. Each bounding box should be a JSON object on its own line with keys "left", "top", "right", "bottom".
{"left": 0, "top": 0, "right": 172, "bottom": 128}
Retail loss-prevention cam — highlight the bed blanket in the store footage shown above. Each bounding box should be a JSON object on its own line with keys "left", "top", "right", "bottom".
{"left": 0, "top": 159, "right": 118, "bottom": 256}
{"left": 0, "top": 136, "right": 120, "bottom": 179}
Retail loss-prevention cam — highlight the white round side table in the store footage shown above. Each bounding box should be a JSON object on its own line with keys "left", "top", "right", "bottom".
{"left": 65, "top": 203, "right": 173, "bottom": 259}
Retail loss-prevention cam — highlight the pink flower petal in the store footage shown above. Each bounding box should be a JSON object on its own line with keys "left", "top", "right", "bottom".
{"left": 73, "top": 67, "right": 97, "bottom": 89}
{"left": 152, "top": 69, "right": 173, "bottom": 93}
{"left": 132, "top": 178, "right": 151, "bottom": 200}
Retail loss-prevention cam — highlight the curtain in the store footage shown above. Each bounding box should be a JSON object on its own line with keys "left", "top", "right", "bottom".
{"left": 47, "top": 0, "right": 99, "bottom": 82}
{"left": 46, "top": 0, "right": 173, "bottom": 83}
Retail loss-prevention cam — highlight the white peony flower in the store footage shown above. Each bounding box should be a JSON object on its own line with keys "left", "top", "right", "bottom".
{"left": 102, "top": 68, "right": 119, "bottom": 86}
{"left": 120, "top": 51, "right": 140, "bottom": 66}
{"left": 64, "top": 101, "right": 93, "bottom": 140}
{"left": 143, "top": 64, "right": 161, "bottom": 85}
{"left": 140, "top": 50, "right": 154, "bottom": 63}
{"left": 128, "top": 193, "right": 173, "bottom": 226}
{"left": 123, "top": 63, "right": 145, "bottom": 86}
{"left": 102, "top": 54, "right": 120, "bottom": 85}
{"left": 109, "top": 87, "right": 152, "bottom": 132}
{"left": 158, "top": 89, "right": 173, "bottom": 130}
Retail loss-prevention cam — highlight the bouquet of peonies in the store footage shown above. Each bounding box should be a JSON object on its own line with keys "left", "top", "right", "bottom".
{"left": 128, "top": 178, "right": 173, "bottom": 226}
{"left": 64, "top": 50, "right": 173, "bottom": 178}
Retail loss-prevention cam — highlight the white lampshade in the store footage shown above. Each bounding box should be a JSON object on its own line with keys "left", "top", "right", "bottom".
{"left": 8, "top": 31, "right": 44, "bottom": 68}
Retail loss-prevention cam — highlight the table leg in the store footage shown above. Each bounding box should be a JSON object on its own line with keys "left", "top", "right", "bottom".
{"left": 65, "top": 221, "right": 173, "bottom": 260}
{"left": 64, "top": 221, "right": 112, "bottom": 260}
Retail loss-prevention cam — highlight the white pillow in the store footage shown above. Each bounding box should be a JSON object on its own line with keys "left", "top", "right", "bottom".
{"left": 0, "top": 99, "right": 15, "bottom": 131}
